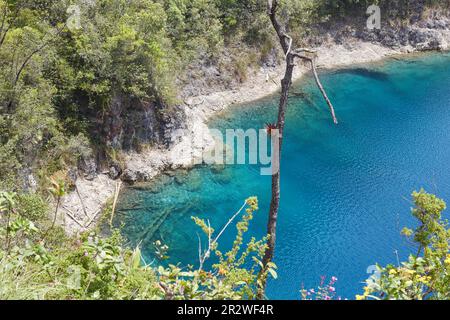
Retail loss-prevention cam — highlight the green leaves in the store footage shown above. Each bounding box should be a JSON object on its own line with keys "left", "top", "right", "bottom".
{"left": 153, "top": 240, "right": 169, "bottom": 261}
{"left": 191, "top": 216, "right": 215, "bottom": 236}
{"left": 47, "top": 178, "right": 65, "bottom": 198}
{"left": 412, "top": 189, "right": 446, "bottom": 221}
{"left": 266, "top": 262, "right": 278, "bottom": 280}
{"left": 83, "top": 232, "right": 126, "bottom": 275}
{"left": 130, "top": 246, "right": 142, "bottom": 270}
{"left": 0, "top": 191, "right": 16, "bottom": 213}
{"left": 189, "top": 197, "right": 277, "bottom": 299}
{"left": 0, "top": 193, "right": 277, "bottom": 300}
{"left": 360, "top": 190, "right": 450, "bottom": 300}
{"left": 401, "top": 227, "right": 413, "bottom": 237}
{"left": 9, "top": 216, "right": 38, "bottom": 235}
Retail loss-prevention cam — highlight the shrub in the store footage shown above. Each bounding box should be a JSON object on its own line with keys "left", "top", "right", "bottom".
{"left": 0, "top": 194, "right": 276, "bottom": 300}
{"left": 359, "top": 190, "right": 450, "bottom": 300}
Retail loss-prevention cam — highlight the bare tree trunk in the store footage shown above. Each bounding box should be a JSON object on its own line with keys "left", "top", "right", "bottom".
{"left": 310, "top": 59, "right": 338, "bottom": 124}
{"left": 257, "top": 0, "right": 294, "bottom": 299}
{"left": 258, "top": 58, "right": 294, "bottom": 300}
{"left": 257, "top": 0, "right": 338, "bottom": 299}
{"left": 261, "top": 56, "right": 294, "bottom": 274}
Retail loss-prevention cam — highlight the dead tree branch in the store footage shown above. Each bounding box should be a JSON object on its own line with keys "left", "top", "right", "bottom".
{"left": 75, "top": 184, "right": 90, "bottom": 219}
{"left": 293, "top": 49, "right": 338, "bottom": 124}
{"left": 109, "top": 181, "right": 123, "bottom": 227}
{"left": 197, "top": 200, "right": 247, "bottom": 271}
{"left": 258, "top": 0, "right": 339, "bottom": 300}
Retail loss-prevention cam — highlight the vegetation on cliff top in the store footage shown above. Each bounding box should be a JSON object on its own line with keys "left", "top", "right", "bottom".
{"left": 1, "top": 0, "right": 447, "bottom": 190}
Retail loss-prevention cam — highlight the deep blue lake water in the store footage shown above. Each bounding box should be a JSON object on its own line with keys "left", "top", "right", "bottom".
{"left": 117, "top": 52, "right": 450, "bottom": 299}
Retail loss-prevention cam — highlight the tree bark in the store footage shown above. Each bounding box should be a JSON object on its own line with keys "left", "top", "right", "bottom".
{"left": 310, "top": 59, "right": 338, "bottom": 124}
{"left": 258, "top": 57, "right": 294, "bottom": 299}
{"left": 257, "top": 0, "right": 294, "bottom": 299}
{"left": 257, "top": 0, "right": 338, "bottom": 299}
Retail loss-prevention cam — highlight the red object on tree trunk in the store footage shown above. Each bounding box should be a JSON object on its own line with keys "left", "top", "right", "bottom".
{"left": 265, "top": 123, "right": 278, "bottom": 135}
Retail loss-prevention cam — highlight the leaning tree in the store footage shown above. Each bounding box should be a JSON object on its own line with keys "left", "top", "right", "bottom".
{"left": 258, "top": 0, "right": 338, "bottom": 299}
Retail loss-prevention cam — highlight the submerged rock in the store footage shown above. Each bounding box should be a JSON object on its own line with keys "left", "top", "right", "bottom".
{"left": 174, "top": 169, "right": 190, "bottom": 185}
{"left": 137, "top": 171, "right": 152, "bottom": 182}
{"left": 184, "top": 171, "right": 203, "bottom": 192}
{"left": 213, "top": 168, "right": 233, "bottom": 185}
{"left": 210, "top": 164, "right": 226, "bottom": 174}
{"left": 157, "top": 173, "right": 174, "bottom": 186}
{"left": 165, "top": 170, "right": 177, "bottom": 177}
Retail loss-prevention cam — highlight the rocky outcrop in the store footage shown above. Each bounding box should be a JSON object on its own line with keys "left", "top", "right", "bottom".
{"left": 121, "top": 169, "right": 138, "bottom": 184}
{"left": 78, "top": 156, "right": 98, "bottom": 181}
{"left": 100, "top": 93, "right": 187, "bottom": 151}
{"left": 304, "top": 4, "right": 449, "bottom": 53}
{"left": 20, "top": 168, "right": 38, "bottom": 193}
{"left": 74, "top": 91, "right": 187, "bottom": 183}
{"left": 107, "top": 163, "right": 122, "bottom": 180}
{"left": 356, "top": 18, "right": 450, "bottom": 51}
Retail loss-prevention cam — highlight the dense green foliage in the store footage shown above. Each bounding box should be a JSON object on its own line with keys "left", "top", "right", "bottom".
{"left": 0, "top": 193, "right": 277, "bottom": 299}
{"left": 1, "top": 0, "right": 447, "bottom": 189}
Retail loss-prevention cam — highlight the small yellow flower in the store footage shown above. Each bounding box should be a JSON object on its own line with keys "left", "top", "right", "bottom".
{"left": 389, "top": 269, "right": 397, "bottom": 275}
{"left": 417, "top": 275, "right": 432, "bottom": 285}
{"left": 218, "top": 267, "right": 228, "bottom": 276}
{"left": 356, "top": 295, "right": 366, "bottom": 300}
{"left": 401, "top": 268, "right": 415, "bottom": 276}
{"left": 444, "top": 254, "right": 450, "bottom": 266}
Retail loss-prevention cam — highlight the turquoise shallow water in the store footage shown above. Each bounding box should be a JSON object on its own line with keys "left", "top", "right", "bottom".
{"left": 116, "top": 52, "right": 450, "bottom": 299}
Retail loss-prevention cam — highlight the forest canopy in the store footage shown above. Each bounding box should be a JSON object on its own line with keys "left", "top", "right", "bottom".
{"left": 1, "top": 0, "right": 447, "bottom": 189}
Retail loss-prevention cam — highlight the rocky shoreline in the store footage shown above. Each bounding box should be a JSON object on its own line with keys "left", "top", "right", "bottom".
{"left": 61, "top": 13, "right": 450, "bottom": 234}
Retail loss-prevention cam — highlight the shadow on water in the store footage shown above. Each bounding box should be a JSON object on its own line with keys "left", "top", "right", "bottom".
{"left": 331, "top": 67, "right": 390, "bottom": 81}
